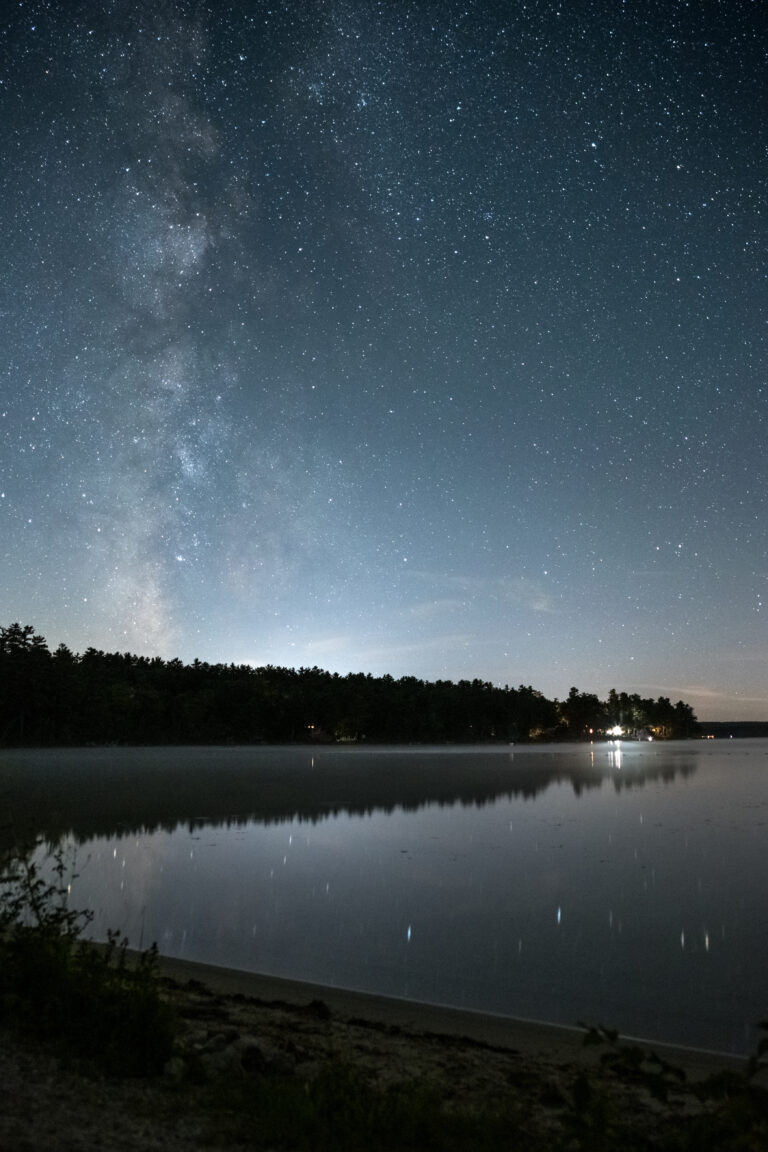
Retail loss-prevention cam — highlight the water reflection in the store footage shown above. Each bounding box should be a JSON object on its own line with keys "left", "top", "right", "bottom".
{"left": 607, "top": 740, "right": 622, "bottom": 771}
{"left": 5, "top": 741, "right": 767, "bottom": 1056}
{"left": 1, "top": 741, "right": 699, "bottom": 850}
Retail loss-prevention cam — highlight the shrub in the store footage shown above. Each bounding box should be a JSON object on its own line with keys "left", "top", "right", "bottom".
{"left": 0, "top": 844, "right": 175, "bottom": 1076}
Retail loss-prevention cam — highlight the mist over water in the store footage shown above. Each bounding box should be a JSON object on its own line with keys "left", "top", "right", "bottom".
{"left": 6, "top": 739, "right": 767, "bottom": 1055}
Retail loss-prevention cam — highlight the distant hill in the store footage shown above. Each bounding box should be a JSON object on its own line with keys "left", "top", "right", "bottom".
{"left": 698, "top": 721, "right": 768, "bottom": 739}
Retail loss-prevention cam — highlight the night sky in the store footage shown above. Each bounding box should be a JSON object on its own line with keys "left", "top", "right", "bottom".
{"left": 1, "top": 1, "right": 765, "bottom": 720}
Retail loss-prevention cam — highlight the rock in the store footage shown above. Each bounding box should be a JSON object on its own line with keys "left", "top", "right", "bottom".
{"left": 305, "top": 998, "right": 332, "bottom": 1020}
{"left": 196, "top": 1033, "right": 296, "bottom": 1079}
{"left": 238, "top": 1036, "right": 295, "bottom": 1076}
{"left": 163, "top": 1056, "right": 186, "bottom": 1083}
{"left": 199, "top": 1043, "right": 244, "bottom": 1078}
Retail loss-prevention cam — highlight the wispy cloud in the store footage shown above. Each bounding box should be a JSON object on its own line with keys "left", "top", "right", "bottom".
{"left": 407, "top": 598, "right": 465, "bottom": 620}
{"left": 679, "top": 685, "right": 768, "bottom": 706}
{"left": 410, "top": 571, "right": 556, "bottom": 615}
{"left": 303, "top": 632, "right": 474, "bottom": 666}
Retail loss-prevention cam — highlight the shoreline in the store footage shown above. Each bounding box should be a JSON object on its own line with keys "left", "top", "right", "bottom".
{"left": 2, "top": 945, "right": 763, "bottom": 1151}
{"left": 152, "top": 951, "right": 747, "bottom": 1082}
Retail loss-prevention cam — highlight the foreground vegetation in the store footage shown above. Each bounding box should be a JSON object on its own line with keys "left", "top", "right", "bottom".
{"left": 1, "top": 622, "right": 697, "bottom": 745}
{"left": 2, "top": 845, "right": 766, "bottom": 1150}
{"left": 0, "top": 845, "right": 175, "bottom": 1077}
{"left": 175, "top": 1035, "right": 768, "bottom": 1151}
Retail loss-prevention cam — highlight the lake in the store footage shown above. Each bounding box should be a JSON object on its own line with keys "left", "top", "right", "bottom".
{"left": 2, "top": 739, "right": 767, "bottom": 1055}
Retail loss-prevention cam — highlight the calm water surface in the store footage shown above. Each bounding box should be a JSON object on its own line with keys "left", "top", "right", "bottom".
{"left": 8, "top": 739, "right": 768, "bottom": 1054}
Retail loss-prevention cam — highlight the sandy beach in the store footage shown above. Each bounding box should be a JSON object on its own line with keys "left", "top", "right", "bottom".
{"left": 1, "top": 948, "right": 763, "bottom": 1151}
{"left": 154, "top": 952, "right": 745, "bottom": 1082}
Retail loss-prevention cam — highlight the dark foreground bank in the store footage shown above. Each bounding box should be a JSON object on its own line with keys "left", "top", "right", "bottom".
{"left": 2, "top": 950, "right": 766, "bottom": 1152}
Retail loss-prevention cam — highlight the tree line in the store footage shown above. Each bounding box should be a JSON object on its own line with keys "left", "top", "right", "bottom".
{"left": 0, "top": 623, "right": 698, "bottom": 747}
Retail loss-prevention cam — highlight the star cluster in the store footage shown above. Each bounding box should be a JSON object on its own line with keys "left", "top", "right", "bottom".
{"left": 1, "top": 0, "right": 765, "bottom": 718}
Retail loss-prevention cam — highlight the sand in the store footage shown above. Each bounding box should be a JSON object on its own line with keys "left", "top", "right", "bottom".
{"left": 153, "top": 952, "right": 745, "bottom": 1082}
{"left": 1, "top": 949, "right": 760, "bottom": 1151}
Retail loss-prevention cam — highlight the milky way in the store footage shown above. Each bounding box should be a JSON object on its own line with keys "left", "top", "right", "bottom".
{"left": 1, "top": 1, "right": 765, "bottom": 718}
